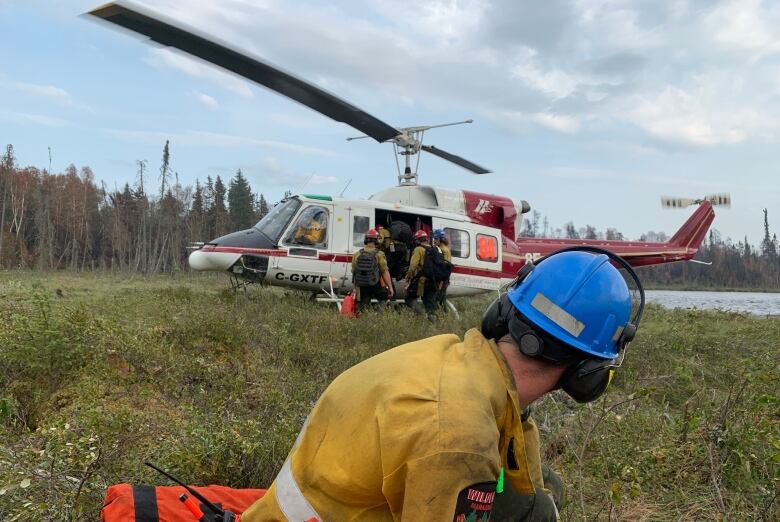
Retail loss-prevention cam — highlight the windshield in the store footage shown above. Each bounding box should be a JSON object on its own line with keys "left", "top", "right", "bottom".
{"left": 254, "top": 198, "right": 302, "bottom": 243}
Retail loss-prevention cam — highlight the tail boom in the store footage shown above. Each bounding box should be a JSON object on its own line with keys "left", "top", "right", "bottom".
{"left": 510, "top": 201, "right": 715, "bottom": 268}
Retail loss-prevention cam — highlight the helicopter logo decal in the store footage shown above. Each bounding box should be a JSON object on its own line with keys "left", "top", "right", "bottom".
{"left": 474, "top": 199, "right": 493, "bottom": 215}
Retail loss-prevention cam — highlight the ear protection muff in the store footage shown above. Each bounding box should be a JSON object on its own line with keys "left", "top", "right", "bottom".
{"left": 480, "top": 292, "right": 587, "bottom": 364}
{"left": 481, "top": 246, "right": 645, "bottom": 403}
{"left": 559, "top": 358, "right": 615, "bottom": 403}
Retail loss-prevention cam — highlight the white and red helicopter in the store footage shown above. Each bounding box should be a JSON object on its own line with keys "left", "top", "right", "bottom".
{"left": 90, "top": 3, "right": 728, "bottom": 304}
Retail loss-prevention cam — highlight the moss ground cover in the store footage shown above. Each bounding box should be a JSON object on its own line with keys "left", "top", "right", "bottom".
{"left": 0, "top": 272, "right": 777, "bottom": 520}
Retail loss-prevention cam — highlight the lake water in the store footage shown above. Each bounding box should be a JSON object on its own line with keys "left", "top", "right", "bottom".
{"left": 645, "top": 290, "right": 780, "bottom": 316}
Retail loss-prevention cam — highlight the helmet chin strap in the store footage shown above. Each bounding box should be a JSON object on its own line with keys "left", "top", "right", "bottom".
{"left": 612, "top": 343, "right": 630, "bottom": 370}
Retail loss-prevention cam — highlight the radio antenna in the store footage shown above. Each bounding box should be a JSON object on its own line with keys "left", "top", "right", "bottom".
{"left": 144, "top": 461, "right": 224, "bottom": 517}
{"left": 340, "top": 178, "right": 352, "bottom": 197}
{"left": 295, "top": 172, "right": 315, "bottom": 194}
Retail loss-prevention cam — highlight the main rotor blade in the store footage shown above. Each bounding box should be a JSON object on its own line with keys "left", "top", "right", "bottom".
{"left": 420, "top": 145, "right": 490, "bottom": 174}
{"left": 88, "top": 2, "right": 401, "bottom": 143}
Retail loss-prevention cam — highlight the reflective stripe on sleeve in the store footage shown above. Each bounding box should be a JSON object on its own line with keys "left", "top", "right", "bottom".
{"left": 275, "top": 458, "right": 320, "bottom": 522}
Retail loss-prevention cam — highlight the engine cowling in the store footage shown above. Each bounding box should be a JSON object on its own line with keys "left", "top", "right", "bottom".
{"left": 370, "top": 185, "right": 530, "bottom": 240}
{"left": 462, "top": 190, "right": 530, "bottom": 241}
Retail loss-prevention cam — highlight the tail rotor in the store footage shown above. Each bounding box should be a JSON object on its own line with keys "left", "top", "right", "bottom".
{"left": 661, "top": 193, "right": 731, "bottom": 209}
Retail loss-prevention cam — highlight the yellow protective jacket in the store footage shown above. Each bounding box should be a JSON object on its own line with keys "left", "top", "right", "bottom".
{"left": 241, "top": 329, "right": 548, "bottom": 521}
{"left": 404, "top": 244, "right": 428, "bottom": 281}
{"left": 351, "top": 244, "right": 389, "bottom": 276}
{"left": 439, "top": 244, "right": 452, "bottom": 263}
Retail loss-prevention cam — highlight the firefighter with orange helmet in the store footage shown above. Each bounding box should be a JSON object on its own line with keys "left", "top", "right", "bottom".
{"left": 351, "top": 228, "right": 393, "bottom": 312}
{"left": 404, "top": 229, "right": 438, "bottom": 318}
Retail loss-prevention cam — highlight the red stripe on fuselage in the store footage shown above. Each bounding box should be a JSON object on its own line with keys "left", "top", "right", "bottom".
{"left": 201, "top": 245, "right": 515, "bottom": 279}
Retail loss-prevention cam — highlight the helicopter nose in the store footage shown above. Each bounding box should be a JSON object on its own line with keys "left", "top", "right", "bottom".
{"left": 188, "top": 247, "right": 241, "bottom": 271}
{"left": 188, "top": 228, "right": 276, "bottom": 272}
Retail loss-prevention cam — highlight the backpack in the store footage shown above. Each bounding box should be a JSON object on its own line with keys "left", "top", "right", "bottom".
{"left": 354, "top": 249, "right": 381, "bottom": 287}
{"left": 385, "top": 241, "right": 408, "bottom": 279}
{"left": 390, "top": 221, "right": 413, "bottom": 245}
{"left": 422, "top": 246, "right": 452, "bottom": 282}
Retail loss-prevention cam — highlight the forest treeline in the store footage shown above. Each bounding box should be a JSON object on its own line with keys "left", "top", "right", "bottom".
{"left": 519, "top": 209, "right": 780, "bottom": 289}
{"left": 0, "top": 143, "right": 270, "bottom": 273}
{"left": 1, "top": 142, "right": 778, "bottom": 288}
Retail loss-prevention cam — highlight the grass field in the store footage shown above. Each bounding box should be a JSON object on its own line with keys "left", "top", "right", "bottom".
{"left": 0, "top": 271, "right": 778, "bottom": 521}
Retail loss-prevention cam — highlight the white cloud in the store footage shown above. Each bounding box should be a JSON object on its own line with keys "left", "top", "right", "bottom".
{"left": 193, "top": 91, "right": 219, "bottom": 110}
{"left": 310, "top": 174, "right": 338, "bottom": 185}
{"left": 370, "top": 0, "right": 488, "bottom": 41}
{"left": 260, "top": 157, "right": 281, "bottom": 173}
{"left": 510, "top": 47, "right": 579, "bottom": 99}
{"left": 705, "top": 0, "right": 780, "bottom": 54}
{"left": 205, "top": 157, "right": 340, "bottom": 189}
{"left": 103, "top": 128, "right": 339, "bottom": 157}
{"left": 530, "top": 112, "right": 580, "bottom": 134}
{"left": 145, "top": 48, "right": 254, "bottom": 98}
{"left": 576, "top": 1, "right": 664, "bottom": 51}
{"left": 100, "top": 0, "right": 780, "bottom": 149}
{"left": 488, "top": 110, "right": 580, "bottom": 134}
{"left": 545, "top": 166, "right": 726, "bottom": 189}
{"left": 625, "top": 81, "right": 773, "bottom": 146}
{"left": 0, "top": 108, "right": 69, "bottom": 127}
{"left": 0, "top": 80, "right": 91, "bottom": 111}
{"left": 544, "top": 166, "right": 615, "bottom": 180}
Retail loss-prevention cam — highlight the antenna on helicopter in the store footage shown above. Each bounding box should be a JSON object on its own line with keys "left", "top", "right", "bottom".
{"left": 87, "top": 2, "right": 491, "bottom": 187}
{"left": 295, "top": 172, "right": 315, "bottom": 194}
{"left": 340, "top": 178, "right": 352, "bottom": 197}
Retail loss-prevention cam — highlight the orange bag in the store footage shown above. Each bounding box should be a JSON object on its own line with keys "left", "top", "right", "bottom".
{"left": 101, "top": 483, "right": 266, "bottom": 521}
{"left": 340, "top": 293, "right": 357, "bottom": 317}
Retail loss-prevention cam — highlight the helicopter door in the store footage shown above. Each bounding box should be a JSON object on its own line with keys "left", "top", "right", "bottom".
{"left": 433, "top": 218, "right": 502, "bottom": 293}
{"left": 274, "top": 203, "right": 335, "bottom": 290}
{"left": 347, "top": 208, "right": 372, "bottom": 253}
{"left": 321, "top": 205, "right": 371, "bottom": 293}
{"left": 337, "top": 207, "right": 373, "bottom": 291}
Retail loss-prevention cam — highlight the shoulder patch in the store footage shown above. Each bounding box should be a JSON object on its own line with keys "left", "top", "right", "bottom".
{"left": 454, "top": 481, "right": 496, "bottom": 522}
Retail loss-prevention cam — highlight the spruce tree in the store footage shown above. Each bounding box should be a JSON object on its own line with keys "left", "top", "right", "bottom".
{"left": 564, "top": 221, "right": 579, "bottom": 239}
{"left": 192, "top": 180, "right": 204, "bottom": 217}
{"left": 211, "top": 175, "right": 228, "bottom": 236}
{"left": 227, "top": 169, "right": 254, "bottom": 229}
{"left": 213, "top": 176, "right": 227, "bottom": 213}
{"left": 257, "top": 193, "right": 269, "bottom": 221}
{"left": 159, "top": 140, "right": 170, "bottom": 199}
{"left": 761, "top": 208, "right": 777, "bottom": 259}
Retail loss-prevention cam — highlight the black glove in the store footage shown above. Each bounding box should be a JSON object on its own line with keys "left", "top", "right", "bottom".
{"left": 541, "top": 464, "right": 565, "bottom": 512}
{"left": 492, "top": 485, "right": 558, "bottom": 522}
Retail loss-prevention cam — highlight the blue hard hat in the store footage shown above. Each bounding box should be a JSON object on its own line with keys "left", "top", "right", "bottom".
{"left": 432, "top": 228, "right": 445, "bottom": 240}
{"left": 507, "top": 251, "right": 632, "bottom": 359}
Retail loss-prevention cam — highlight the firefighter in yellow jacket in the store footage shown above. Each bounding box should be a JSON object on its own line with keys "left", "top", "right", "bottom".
{"left": 432, "top": 228, "right": 453, "bottom": 310}
{"left": 351, "top": 228, "right": 393, "bottom": 312}
{"left": 242, "top": 246, "right": 645, "bottom": 521}
{"left": 404, "top": 229, "right": 438, "bottom": 318}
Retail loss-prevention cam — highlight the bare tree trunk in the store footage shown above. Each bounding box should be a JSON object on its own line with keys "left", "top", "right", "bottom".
{"left": 0, "top": 172, "right": 7, "bottom": 266}
{"left": 152, "top": 234, "right": 168, "bottom": 275}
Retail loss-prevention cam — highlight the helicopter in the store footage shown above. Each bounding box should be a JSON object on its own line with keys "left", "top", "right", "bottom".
{"left": 89, "top": 2, "right": 728, "bottom": 305}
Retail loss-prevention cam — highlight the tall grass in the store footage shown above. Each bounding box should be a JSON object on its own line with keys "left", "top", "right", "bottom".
{"left": 0, "top": 272, "right": 777, "bottom": 520}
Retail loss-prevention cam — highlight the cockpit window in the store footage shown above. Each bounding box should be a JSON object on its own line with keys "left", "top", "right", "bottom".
{"left": 284, "top": 205, "right": 330, "bottom": 249}
{"left": 254, "top": 198, "right": 301, "bottom": 243}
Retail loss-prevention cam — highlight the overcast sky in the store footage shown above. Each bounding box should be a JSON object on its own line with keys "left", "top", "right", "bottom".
{"left": 1, "top": 0, "right": 778, "bottom": 244}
